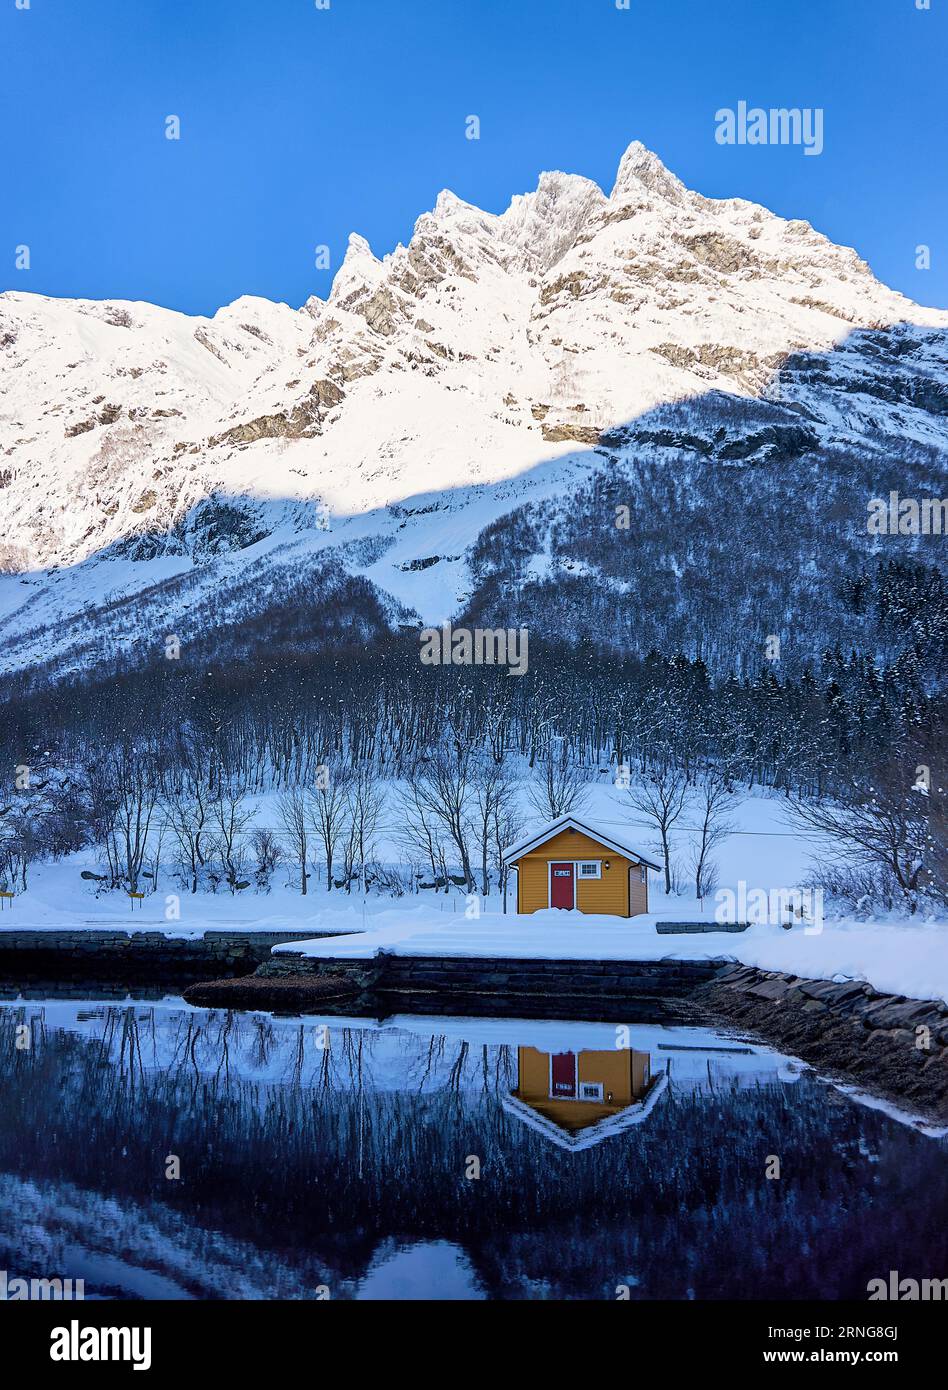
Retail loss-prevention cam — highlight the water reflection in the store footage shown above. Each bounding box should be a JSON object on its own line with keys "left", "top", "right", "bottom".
{"left": 506, "top": 1046, "right": 661, "bottom": 1149}
{"left": 1, "top": 999, "right": 946, "bottom": 1300}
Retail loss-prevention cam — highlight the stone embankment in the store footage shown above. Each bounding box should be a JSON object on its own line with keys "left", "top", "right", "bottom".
{"left": 700, "top": 964, "right": 948, "bottom": 1123}
{"left": 0, "top": 929, "right": 342, "bottom": 983}
{"left": 183, "top": 951, "right": 723, "bottom": 1018}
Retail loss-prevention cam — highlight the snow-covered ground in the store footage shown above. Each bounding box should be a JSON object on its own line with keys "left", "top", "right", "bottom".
{"left": 272, "top": 907, "right": 948, "bottom": 1008}
{"left": 2, "top": 779, "right": 818, "bottom": 925}
{"left": 4, "top": 781, "right": 945, "bottom": 1005}
{"left": 0, "top": 870, "right": 347, "bottom": 939}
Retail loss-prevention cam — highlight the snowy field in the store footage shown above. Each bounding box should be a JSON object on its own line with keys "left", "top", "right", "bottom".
{"left": 1, "top": 780, "right": 817, "bottom": 927}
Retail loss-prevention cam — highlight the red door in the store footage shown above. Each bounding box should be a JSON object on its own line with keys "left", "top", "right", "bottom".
{"left": 550, "top": 862, "right": 574, "bottom": 909}
{"left": 551, "top": 1052, "right": 577, "bottom": 1098}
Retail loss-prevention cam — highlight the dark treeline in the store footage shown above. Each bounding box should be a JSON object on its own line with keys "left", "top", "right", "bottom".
{"left": 462, "top": 416, "right": 948, "bottom": 683}
{"left": 1, "top": 628, "right": 942, "bottom": 798}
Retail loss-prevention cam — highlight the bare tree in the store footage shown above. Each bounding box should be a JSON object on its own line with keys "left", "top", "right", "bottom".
{"left": 146, "top": 820, "right": 166, "bottom": 896}
{"left": 528, "top": 741, "right": 590, "bottom": 822}
{"left": 279, "top": 787, "right": 310, "bottom": 895}
{"left": 251, "top": 827, "right": 283, "bottom": 892}
{"left": 306, "top": 762, "right": 351, "bottom": 892}
{"left": 162, "top": 733, "right": 216, "bottom": 893}
{"left": 396, "top": 773, "right": 450, "bottom": 892}
{"left": 98, "top": 746, "right": 160, "bottom": 894}
{"left": 210, "top": 779, "right": 253, "bottom": 893}
{"left": 407, "top": 748, "right": 475, "bottom": 891}
{"left": 625, "top": 762, "right": 689, "bottom": 895}
{"left": 343, "top": 764, "right": 384, "bottom": 896}
{"left": 689, "top": 769, "right": 740, "bottom": 903}
{"left": 164, "top": 786, "right": 213, "bottom": 895}
{"left": 470, "top": 756, "right": 518, "bottom": 898}
{"left": 0, "top": 809, "right": 41, "bottom": 893}
{"left": 787, "top": 761, "right": 935, "bottom": 910}
{"left": 491, "top": 792, "right": 523, "bottom": 914}
{"left": 929, "top": 774, "right": 948, "bottom": 908}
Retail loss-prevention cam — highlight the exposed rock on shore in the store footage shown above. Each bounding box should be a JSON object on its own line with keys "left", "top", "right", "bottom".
{"left": 701, "top": 964, "right": 948, "bottom": 1124}
{"left": 183, "top": 971, "right": 360, "bottom": 1011}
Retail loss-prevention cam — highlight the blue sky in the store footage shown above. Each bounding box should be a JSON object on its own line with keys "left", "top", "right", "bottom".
{"left": 3, "top": 0, "right": 946, "bottom": 315}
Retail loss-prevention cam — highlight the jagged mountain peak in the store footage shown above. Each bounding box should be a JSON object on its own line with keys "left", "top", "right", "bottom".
{"left": 1, "top": 143, "right": 947, "bottom": 680}
{"left": 432, "top": 187, "right": 480, "bottom": 220}
{"left": 499, "top": 170, "right": 607, "bottom": 272}
{"left": 328, "top": 232, "right": 386, "bottom": 305}
{"left": 611, "top": 139, "right": 687, "bottom": 203}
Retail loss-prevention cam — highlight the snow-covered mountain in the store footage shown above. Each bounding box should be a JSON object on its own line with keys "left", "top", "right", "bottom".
{"left": 2, "top": 141, "right": 947, "bottom": 679}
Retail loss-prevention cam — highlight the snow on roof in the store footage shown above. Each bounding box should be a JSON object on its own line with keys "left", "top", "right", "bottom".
{"left": 500, "top": 1072, "right": 668, "bottom": 1151}
{"left": 502, "top": 814, "right": 662, "bottom": 871}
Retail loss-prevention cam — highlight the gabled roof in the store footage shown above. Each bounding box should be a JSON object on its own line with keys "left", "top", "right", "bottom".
{"left": 502, "top": 814, "right": 662, "bottom": 871}
{"left": 501, "top": 1072, "right": 668, "bottom": 1151}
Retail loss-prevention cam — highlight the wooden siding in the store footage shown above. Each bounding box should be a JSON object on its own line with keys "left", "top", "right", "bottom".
{"left": 523, "top": 828, "right": 617, "bottom": 861}
{"left": 577, "top": 862, "right": 631, "bottom": 916}
{"left": 514, "top": 1046, "right": 650, "bottom": 1132}
{"left": 516, "top": 827, "right": 650, "bottom": 917}
{"left": 629, "top": 863, "right": 649, "bottom": 915}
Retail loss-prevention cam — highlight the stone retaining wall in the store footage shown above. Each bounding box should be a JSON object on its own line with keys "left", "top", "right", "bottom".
{"left": 263, "top": 951, "right": 723, "bottom": 1001}
{"left": 0, "top": 930, "right": 342, "bottom": 983}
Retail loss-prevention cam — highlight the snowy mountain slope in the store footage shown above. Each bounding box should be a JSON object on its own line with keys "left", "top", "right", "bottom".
{"left": 1, "top": 141, "right": 947, "bottom": 678}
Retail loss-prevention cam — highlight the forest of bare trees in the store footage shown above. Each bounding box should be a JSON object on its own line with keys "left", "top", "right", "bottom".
{"left": 0, "top": 618, "right": 944, "bottom": 912}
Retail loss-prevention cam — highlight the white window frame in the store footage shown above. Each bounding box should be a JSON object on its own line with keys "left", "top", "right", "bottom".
{"left": 577, "top": 860, "right": 601, "bottom": 880}
{"left": 578, "top": 1080, "right": 604, "bottom": 1102}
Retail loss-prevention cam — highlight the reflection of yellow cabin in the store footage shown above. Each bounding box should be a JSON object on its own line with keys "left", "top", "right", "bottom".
{"left": 503, "top": 816, "right": 660, "bottom": 917}
{"left": 503, "top": 1045, "right": 667, "bottom": 1150}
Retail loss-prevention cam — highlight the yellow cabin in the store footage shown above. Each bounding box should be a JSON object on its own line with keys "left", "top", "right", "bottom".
{"left": 503, "top": 815, "right": 660, "bottom": 917}
{"left": 502, "top": 1044, "right": 667, "bottom": 1149}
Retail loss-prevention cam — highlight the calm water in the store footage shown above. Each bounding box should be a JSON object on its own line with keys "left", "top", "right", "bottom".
{"left": 1, "top": 996, "right": 946, "bottom": 1300}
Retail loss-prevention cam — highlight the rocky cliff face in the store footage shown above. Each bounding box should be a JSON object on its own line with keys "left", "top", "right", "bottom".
{"left": 1, "top": 142, "right": 946, "bottom": 678}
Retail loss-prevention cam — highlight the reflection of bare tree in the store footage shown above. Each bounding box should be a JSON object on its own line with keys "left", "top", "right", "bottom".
{"left": 339, "top": 1027, "right": 362, "bottom": 1086}
{"left": 417, "top": 1035, "right": 446, "bottom": 1090}
{"left": 249, "top": 1017, "right": 276, "bottom": 1072}
{"left": 166, "top": 1012, "right": 195, "bottom": 1074}
{"left": 356, "top": 1034, "right": 365, "bottom": 1181}
{"left": 118, "top": 1008, "right": 146, "bottom": 1087}
{"left": 314, "top": 1039, "right": 333, "bottom": 1096}
{"left": 445, "top": 1041, "right": 469, "bottom": 1093}
{"left": 10, "top": 1008, "right": 526, "bottom": 1119}
{"left": 289, "top": 1025, "right": 305, "bottom": 1090}
{"left": 4, "top": 1002, "right": 942, "bottom": 1306}
{"left": 214, "top": 1015, "right": 234, "bottom": 1086}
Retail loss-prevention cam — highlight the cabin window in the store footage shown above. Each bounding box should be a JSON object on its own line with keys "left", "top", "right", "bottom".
{"left": 578, "top": 861, "right": 601, "bottom": 879}
{"left": 639, "top": 866, "right": 647, "bottom": 884}
{"left": 578, "top": 1081, "right": 604, "bottom": 1101}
